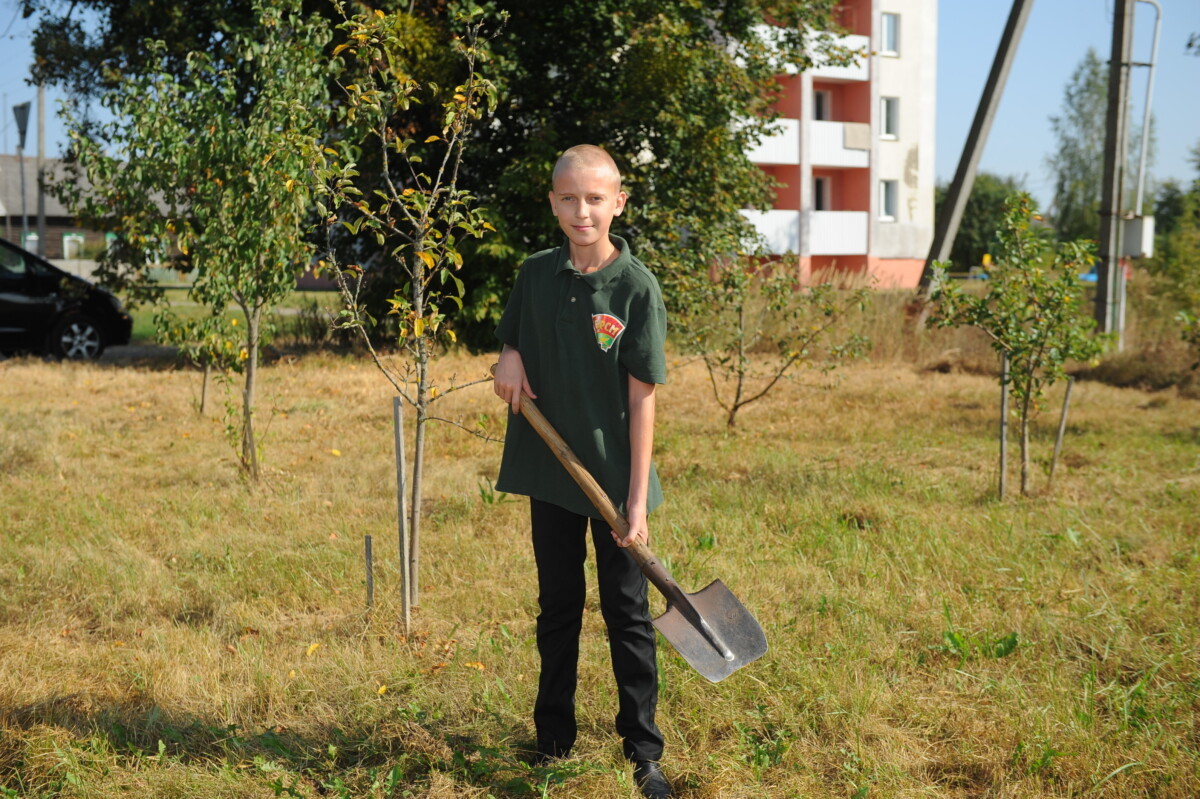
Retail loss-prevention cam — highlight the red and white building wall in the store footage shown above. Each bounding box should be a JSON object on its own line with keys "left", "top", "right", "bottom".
{"left": 744, "top": 0, "right": 937, "bottom": 289}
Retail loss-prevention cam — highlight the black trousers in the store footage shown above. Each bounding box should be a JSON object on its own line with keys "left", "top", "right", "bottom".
{"left": 529, "top": 497, "right": 664, "bottom": 762}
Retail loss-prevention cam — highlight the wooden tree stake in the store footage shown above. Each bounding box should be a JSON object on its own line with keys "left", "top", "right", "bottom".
{"left": 1048, "top": 376, "right": 1076, "bottom": 490}
{"left": 364, "top": 534, "right": 374, "bottom": 610}
{"left": 392, "top": 396, "right": 411, "bottom": 635}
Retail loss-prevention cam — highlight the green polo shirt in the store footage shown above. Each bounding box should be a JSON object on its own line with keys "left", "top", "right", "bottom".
{"left": 495, "top": 235, "right": 668, "bottom": 519}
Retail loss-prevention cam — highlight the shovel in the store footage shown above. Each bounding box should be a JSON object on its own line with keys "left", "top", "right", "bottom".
{"left": 494, "top": 373, "right": 768, "bottom": 682}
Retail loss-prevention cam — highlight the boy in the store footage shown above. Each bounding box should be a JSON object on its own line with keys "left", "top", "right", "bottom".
{"left": 492, "top": 145, "right": 672, "bottom": 799}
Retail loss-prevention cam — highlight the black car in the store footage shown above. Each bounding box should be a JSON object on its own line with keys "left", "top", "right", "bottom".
{"left": 0, "top": 237, "right": 132, "bottom": 360}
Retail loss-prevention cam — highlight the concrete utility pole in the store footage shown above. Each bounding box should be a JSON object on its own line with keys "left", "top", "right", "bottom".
{"left": 1095, "top": 0, "right": 1134, "bottom": 343}
{"left": 915, "top": 0, "right": 1035, "bottom": 306}
{"left": 36, "top": 83, "right": 46, "bottom": 257}
{"left": 13, "top": 101, "right": 30, "bottom": 248}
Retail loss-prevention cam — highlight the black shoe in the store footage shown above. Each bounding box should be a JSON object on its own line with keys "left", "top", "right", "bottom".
{"left": 532, "top": 741, "right": 571, "bottom": 766}
{"left": 633, "top": 760, "right": 673, "bottom": 799}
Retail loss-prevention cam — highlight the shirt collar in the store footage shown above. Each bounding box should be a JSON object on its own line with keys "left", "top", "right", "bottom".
{"left": 555, "top": 234, "right": 633, "bottom": 292}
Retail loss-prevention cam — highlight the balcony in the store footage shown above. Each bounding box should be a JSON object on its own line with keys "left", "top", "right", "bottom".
{"left": 808, "top": 33, "right": 870, "bottom": 82}
{"left": 811, "top": 120, "right": 870, "bottom": 168}
{"left": 747, "top": 118, "right": 800, "bottom": 165}
{"left": 741, "top": 209, "right": 799, "bottom": 255}
{"left": 809, "top": 211, "right": 868, "bottom": 255}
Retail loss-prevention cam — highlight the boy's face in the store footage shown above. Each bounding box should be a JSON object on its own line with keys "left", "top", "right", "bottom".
{"left": 548, "top": 165, "right": 627, "bottom": 250}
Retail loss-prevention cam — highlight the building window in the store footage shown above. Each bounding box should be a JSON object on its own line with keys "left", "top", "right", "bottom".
{"left": 63, "top": 232, "right": 86, "bottom": 259}
{"left": 879, "top": 180, "right": 898, "bottom": 221}
{"left": 881, "top": 13, "right": 900, "bottom": 56}
{"left": 881, "top": 97, "right": 899, "bottom": 139}
{"left": 813, "top": 90, "right": 831, "bottom": 121}
{"left": 813, "top": 176, "right": 830, "bottom": 211}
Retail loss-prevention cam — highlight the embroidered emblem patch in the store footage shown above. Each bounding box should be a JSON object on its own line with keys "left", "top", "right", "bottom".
{"left": 592, "top": 313, "right": 626, "bottom": 352}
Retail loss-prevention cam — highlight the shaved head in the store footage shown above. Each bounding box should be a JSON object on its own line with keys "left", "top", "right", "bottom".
{"left": 552, "top": 144, "right": 622, "bottom": 192}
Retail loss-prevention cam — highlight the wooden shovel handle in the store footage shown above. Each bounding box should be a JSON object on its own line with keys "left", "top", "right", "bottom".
{"left": 490, "top": 365, "right": 684, "bottom": 603}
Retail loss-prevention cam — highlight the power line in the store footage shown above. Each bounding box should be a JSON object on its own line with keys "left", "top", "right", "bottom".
{"left": 0, "top": 2, "right": 22, "bottom": 39}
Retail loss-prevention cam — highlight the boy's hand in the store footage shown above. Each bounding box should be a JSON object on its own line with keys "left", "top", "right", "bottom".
{"left": 494, "top": 345, "right": 536, "bottom": 414}
{"left": 614, "top": 504, "right": 649, "bottom": 548}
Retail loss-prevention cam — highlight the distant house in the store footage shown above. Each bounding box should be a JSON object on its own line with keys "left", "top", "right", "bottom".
{"left": 0, "top": 154, "right": 109, "bottom": 266}
{"left": 0, "top": 154, "right": 335, "bottom": 289}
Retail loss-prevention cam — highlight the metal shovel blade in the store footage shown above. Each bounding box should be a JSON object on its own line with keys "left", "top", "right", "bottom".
{"left": 652, "top": 579, "right": 768, "bottom": 683}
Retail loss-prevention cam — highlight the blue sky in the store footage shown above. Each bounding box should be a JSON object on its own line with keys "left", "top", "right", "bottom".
{"left": 2, "top": 1, "right": 1198, "bottom": 209}
{"left": 938, "top": 0, "right": 1200, "bottom": 206}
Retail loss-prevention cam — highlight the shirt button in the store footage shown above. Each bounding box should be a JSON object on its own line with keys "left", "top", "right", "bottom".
{"left": 570, "top": 297, "right": 576, "bottom": 303}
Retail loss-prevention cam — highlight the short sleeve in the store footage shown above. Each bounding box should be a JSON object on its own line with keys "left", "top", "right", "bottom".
{"left": 618, "top": 281, "right": 668, "bottom": 385}
{"left": 494, "top": 263, "right": 526, "bottom": 348}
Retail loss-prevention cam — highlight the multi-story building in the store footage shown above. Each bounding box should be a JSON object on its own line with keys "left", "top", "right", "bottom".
{"left": 744, "top": 0, "right": 937, "bottom": 288}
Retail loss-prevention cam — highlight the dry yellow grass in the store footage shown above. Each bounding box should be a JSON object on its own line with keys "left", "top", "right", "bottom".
{"left": 1, "top": 348, "right": 1197, "bottom": 798}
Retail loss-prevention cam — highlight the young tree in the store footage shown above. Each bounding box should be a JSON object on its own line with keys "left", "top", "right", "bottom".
{"left": 688, "top": 259, "right": 870, "bottom": 428}
{"left": 58, "top": 0, "right": 331, "bottom": 480}
{"left": 929, "top": 194, "right": 1107, "bottom": 496}
{"left": 308, "top": 4, "right": 502, "bottom": 607}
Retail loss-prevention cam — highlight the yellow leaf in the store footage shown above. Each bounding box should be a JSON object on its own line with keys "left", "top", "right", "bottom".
{"left": 446, "top": 329, "right": 457, "bottom": 343}
{"left": 286, "top": 179, "right": 295, "bottom": 193}
{"left": 330, "top": 449, "right": 342, "bottom": 457}
{"left": 332, "top": 42, "right": 351, "bottom": 57}
{"left": 377, "top": 684, "right": 388, "bottom": 695}
{"left": 324, "top": 147, "right": 338, "bottom": 155}
{"left": 345, "top": 84, "right": 359, "bottom": 93}
{"left": 416, "top": 251, "right": 435, "bottom": 269}
{"left": 230, "top": 318, "right": 238, "bottom": 326}
{"left": 374, "top": 8, "right": 385, "bottom": 17}
{"left": 430, "top": 387, "right": 439, "bottom": 399}
{"left": 288, "top": 669, "right": 297, "bottom": 679}
{"left": 306, "top": 643, "right": 321, "bottom": 657}
{"left": 425, "top": 135, "right": 440, "bottom": 143}
{"left": 413, "top": 318, "right": 425, "bottom": 337}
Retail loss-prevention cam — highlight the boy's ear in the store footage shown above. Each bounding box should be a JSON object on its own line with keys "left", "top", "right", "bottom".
{"left": 614, "top": 190, "right": 628, "bottom": 216}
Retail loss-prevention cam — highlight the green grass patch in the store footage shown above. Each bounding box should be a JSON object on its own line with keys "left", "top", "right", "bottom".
{"left": 0, "top": 353, "right": 1197, "bottom": 797}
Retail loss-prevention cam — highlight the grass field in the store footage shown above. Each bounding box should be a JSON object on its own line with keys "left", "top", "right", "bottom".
{"left": 1, "top": 345, "right": 1197, "bottom": 798}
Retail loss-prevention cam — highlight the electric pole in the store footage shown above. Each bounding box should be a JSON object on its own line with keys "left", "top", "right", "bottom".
{"left": 13, "top": 101, "right": 30, "bottom": 249}
{"left": 37, "top": 83, "right": 46, "bottom": 258}
{"left": 1095, "top": 0, "right": 1134, "bottom": 345}
{"left": 914, "top": 0, "right": 1035, "bottom": 310}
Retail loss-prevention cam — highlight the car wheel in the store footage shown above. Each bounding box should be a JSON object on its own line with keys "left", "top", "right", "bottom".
{"left": 49, "top": 314, "right": 105, "bottom": 360}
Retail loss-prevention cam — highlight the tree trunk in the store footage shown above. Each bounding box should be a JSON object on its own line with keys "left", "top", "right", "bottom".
{"left": 727, "top": 303, "right": 747, "bottom": 429}
{"left": 242, "top": 305, "right": 260, "bottom": 481}
{"left": 408, "top": 249, "right": 428, "bottom": 607}
{"left": 409, "top": 338, "right": 428, "bottom": 607}
{"left": 1047, "top": 377, "right": 1075, "bottom": 490}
